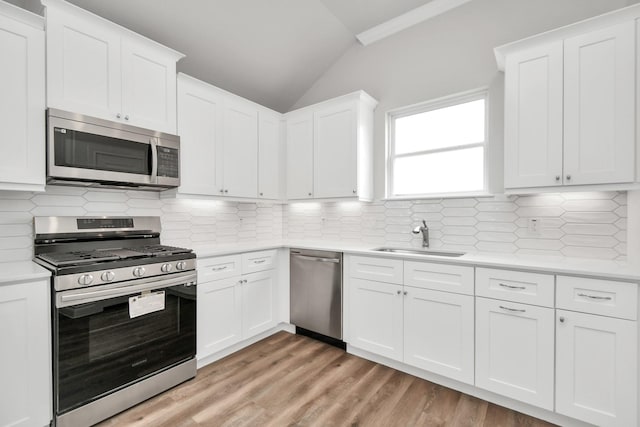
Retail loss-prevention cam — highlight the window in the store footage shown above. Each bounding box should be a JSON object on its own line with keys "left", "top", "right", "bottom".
{"left": 387, "top": 89, "right": 488, "bottom": 198}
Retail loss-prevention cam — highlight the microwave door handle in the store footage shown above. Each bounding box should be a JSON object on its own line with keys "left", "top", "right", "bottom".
{"left": 150, "top": 138, "right": 158, "bottom": 184}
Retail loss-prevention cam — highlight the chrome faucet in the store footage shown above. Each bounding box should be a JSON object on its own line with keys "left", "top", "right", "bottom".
{"left": 413, "top": 220, "right": 429, "bottom": 248}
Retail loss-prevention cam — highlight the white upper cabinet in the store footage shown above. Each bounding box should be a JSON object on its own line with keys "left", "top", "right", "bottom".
{"left": 313, "top": 100, "right": 358, "bottom": 198}
{"left": 563, "top": 22, "right": 635, "bottom": 186}
{"left": 177, "top": 74, "right": 223, "bottom": 196}
{"left": 285, "top": 110, "right": 314, "bottom": 199}
{"left": 258, "top": 110, "right": 283, "bottom": 199}
{"left": 498, "top": 13, "right": 637, "bottom": 191}
{"left": 0, "top": 3, "right": 45, "bottom": 191}
{"left": 175, "top": 74, "right": 282, "bottom": 200}
{"left": 223, "top": 97, "right": 258, "bottom": 198}
{"left": 504, "top": 42, "right": 563, "bottom": 188}
{"left": 43, "top": 0, "right": 183, "bottom": 134}
{"left": 285, "top": 91, "right": 377, "bottom": 201}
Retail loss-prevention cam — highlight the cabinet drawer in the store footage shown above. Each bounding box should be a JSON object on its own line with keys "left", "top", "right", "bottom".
{"left": 405, "top": 261, "right": 473, "bottom": 295}
{"left": 197, "top": 255, "right": 242, "bottom": 282}
{"left": 242, "top": 250, "right": 277, "bottom": 274}
{"left": 349, "top": 256, "right": 403, "bottom": 284}
{"left": 476, "top": 268, "right": 554, "bottom": 307}
{"left": 556, "top": 276, "right": 637, "bottom": 320}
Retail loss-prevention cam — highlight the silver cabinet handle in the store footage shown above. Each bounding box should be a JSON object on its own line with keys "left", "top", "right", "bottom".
{"left": 308, "top": 192, "right": 312, "bottom": 196}
{"left": 124, "top": 115, "right": 129, "bottom": 120}
{"left": 403, "top": 290, "right": 408, "bottom": 296}
{"left": 555, "top": 175, "right": 560, "bottom": 182}
{"left": 116, "top": 113, "right": 121, "bottom": 119}
{"left": 499, "top": 305, "right": 526, "bottom": 313}
{"left": 396, "top": 290, "right": 401, "bottom": 295}
{"left": 220, "top": 189, "right": 224, "bottom": 193}
{"left": 212, "top": 266, "right": 228, "bottom": 271}
{"left": 352, "top": 189, "right": 357, "bottom": 194}
{"left": 499, "top": 283, "right": 526, "bottom": 290}
{"left": 566, "top": 174, "right": 571, "bottom": 181}
{"left": 253, "top": 259, "right": 266, "bottom": 264}
{"left": 260, "top": 192, "right": 263, "bottom": 196}
{"left": 559, "top": 316, "right": 565, "bottom": 323}
{"left": 577, "top": 293, "right": 612, "bottom": 301}
{"left": 224, "top": 189, "right": 229, "bottom": 193}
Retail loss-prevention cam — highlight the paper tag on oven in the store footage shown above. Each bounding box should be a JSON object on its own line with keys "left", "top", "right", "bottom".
{"left": 129, "top": 291, "right": 165, "bottom": 318}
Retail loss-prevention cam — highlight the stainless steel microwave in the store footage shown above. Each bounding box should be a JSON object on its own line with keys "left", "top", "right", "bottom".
{"left": 46, "top": 109, "right": 180, "bottom": 191}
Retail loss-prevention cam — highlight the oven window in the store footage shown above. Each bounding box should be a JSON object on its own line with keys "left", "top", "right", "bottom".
{"left": 55, "top": 284, "right": 196, "bottom": 414}
{"left": 54, "top": 128, "right": 152, "bottom": 175}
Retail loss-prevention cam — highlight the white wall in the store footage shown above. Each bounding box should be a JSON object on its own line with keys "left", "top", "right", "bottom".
{"left": 293, "top": 0, "right": 636, "bottom": 200}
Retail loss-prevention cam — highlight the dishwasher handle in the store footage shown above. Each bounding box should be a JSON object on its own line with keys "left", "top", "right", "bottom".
{"left": 292, "top": 254, "right": 341, "bottom": 264}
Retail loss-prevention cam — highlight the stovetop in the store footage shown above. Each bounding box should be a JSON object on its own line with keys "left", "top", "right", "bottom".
{"left": 36, "top": 244, "right": 193, "bottom": 268}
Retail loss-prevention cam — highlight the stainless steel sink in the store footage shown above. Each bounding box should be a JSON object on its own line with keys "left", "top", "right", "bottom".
{"left": 372, "top": 247, "right": 465, "bottom": 257}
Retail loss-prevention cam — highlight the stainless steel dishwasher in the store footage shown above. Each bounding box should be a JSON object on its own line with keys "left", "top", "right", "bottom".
{"left": 290, "top": 249, "right": 343, "bottom": 345}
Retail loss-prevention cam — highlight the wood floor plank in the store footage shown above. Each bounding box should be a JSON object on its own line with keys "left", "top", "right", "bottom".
{"left": 97, "top": 331, "right": 558, "bottom": 427}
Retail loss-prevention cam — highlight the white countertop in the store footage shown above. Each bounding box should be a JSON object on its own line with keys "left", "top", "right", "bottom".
{"left": 192, "top": 240, "right": 640, "bottom": 282}
{"left": 0, "top": 261, "right": 51, "bottom": 285}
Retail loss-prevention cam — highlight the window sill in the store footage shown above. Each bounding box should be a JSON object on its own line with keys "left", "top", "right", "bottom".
{"left": 383, "top": 191, "right": 496, "bottom": 201}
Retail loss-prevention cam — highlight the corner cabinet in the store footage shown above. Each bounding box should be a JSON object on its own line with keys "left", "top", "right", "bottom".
{"left": 0, "top": 3, "right": 45, "bottom": 192}
{"left": 0, "top": 277, "right": 52, "bottom": 427}
{"left": 285, "top": 91, "right": 377, "bottom": 201}
{"left": 43, "top": 0, "right": 184, "bottom": 134}
{"left": 497, "top": 14, "right": 637, "bottom": 191}
{"left": 174, "top": 74, "right": 283, "bottom": 200}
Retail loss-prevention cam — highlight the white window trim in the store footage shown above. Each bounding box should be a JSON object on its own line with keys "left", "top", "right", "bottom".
{"left": 385, "top": 87, "right": 491, "bottom": 200}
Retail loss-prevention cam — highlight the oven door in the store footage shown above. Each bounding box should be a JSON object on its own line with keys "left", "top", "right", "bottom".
{"left": 53, "top": 272, "right": 196, "bottom": 416}
{"left": 47, "top": 115, "right": 158, "bottom": 186}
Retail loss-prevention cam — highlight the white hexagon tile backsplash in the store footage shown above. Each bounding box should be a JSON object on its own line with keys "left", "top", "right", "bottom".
{"left": 0, "top": 186, "right": 627, "bottom": 262}
{"left": 284, "top": 192, "right": 628, "bottom": 260}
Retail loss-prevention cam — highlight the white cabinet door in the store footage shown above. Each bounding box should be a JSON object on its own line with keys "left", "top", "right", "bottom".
{"left": 556, "top": 309, "right": 637, "bottom": 427}
{"left": 313, "top": 100, "right": 357, "bottom": 198}
{"left": 46, "top": 6, "right": 121, "bottom": 121}
{"left": 197, "top": 277, "right": 242, "bottom": 359}
{"left": 223, "top": 98, "right": 258, "bottom": 198}
{"left": 404, "top": 287, "right": 474, "bottom": 384}
{"left": 475, "top": 297, "right": 554, "bottom": 410}
{"left": 0, "top": 279, "right": 51, "bottom": 427}
{"left": 563, "top": 22, "right": 635, "bottom": 185}
{"left": 121, "top": 37, "right": 177, "bottom": 133}
{"left": 349, "top": 278, "right": 403, "bottom": 361}
{"left": 504, "top": 41, "right": 563, "bottom": 189}
{"left": 0, "top": 11, "right": 45, "bottom": 190}
{"left": 286, "top": 111, "right": 314, "bottom": 199}
{"left": 242, "top": 270, "right": 276, "bottom": 338}
{"left": 177, "top": 75, "right": 223, "bottom": 196}
{"left": 258, "top": 110, "right": 282, "bottom": 199}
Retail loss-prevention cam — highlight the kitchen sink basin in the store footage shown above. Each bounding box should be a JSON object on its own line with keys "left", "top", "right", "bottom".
{"left": 372, "top": 247, "right": 465, "bottom": 257}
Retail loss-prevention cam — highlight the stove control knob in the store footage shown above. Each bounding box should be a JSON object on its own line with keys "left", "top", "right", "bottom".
{"left": 176, "top": 261, "right": 187, "bottom": 271}
{"left": 133, "top": 267, "right": 146, "bottom": 277}
{"left": 161, "top": 263, "right": 173, "bottom": 273}
{"left": 78, "top": 274, "right": 94, "bottom": 286}
{"left": 101, "top": 271, "right": 115, "bottom": 282}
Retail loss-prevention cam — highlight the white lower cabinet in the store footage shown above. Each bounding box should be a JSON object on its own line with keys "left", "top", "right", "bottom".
{"left": 197, "top": 251, "right": 279, "bottom": 363}
{"left": 347, "top": 257, "right": 474, "bottom": 385}
{"left": 349, "top": 278, "right": 403, "bottom": 361}
{"left": 242, "top": 270, "right": 277, "bottom": 337}
{"left": 475, "top": 297, "right": 555, "bottom": 410}
{"left": 197, "top": 276, "right": 243, "bottom": 357}
{"left": 404, "top": 287, "right": 474, "bottom": 384}
{"left": 556, "top": 309, "right": 637, "bottom": 426}
{"left": 0, "top": 279, "right": 51, "bottom": 427}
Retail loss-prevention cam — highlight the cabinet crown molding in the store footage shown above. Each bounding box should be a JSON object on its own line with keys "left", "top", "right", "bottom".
{"left": 0, "top": 0, "right": 44, "bottom": 29}
{"left": 41, "top": 0, "right": 185, "bottom": 60}
{"left": 494, "top": 2, "right": 640, "bottom": 70}
{"left": 287, "top": 90, "right": 378, "bottom": 116}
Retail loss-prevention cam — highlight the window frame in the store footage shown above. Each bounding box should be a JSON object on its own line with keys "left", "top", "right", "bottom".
{"left": 385, "top": 87, "right": 491, "bottom": 200}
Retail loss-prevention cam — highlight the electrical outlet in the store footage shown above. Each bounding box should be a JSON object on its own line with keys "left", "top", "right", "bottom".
{"left": 528, "top": 218, "right": 540, "bottom": 234}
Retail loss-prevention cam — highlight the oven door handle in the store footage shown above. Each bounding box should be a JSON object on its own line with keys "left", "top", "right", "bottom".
{"left": 150, "top": 137, "right": 159, "bottom": 185}
{"left": 57, "top": 272, "right": 197, "bottom": 308}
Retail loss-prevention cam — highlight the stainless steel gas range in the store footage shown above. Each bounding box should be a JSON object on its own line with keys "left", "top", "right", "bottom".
{"left": 34, "top": 216, "right": 197, "bottom": 427}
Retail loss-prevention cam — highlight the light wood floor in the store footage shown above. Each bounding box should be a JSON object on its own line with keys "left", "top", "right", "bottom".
{"left": 98, "top": 332, "right": 556, "bottom": 427}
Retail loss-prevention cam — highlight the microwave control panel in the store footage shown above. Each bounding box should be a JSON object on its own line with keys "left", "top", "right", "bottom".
{"left": 157, "top": 147, "right": 179, "bottom": 178}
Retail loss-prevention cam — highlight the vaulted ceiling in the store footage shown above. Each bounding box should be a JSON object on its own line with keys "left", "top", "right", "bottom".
{"left": 12, "top": 0, "right": 434, "bottom": 112}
